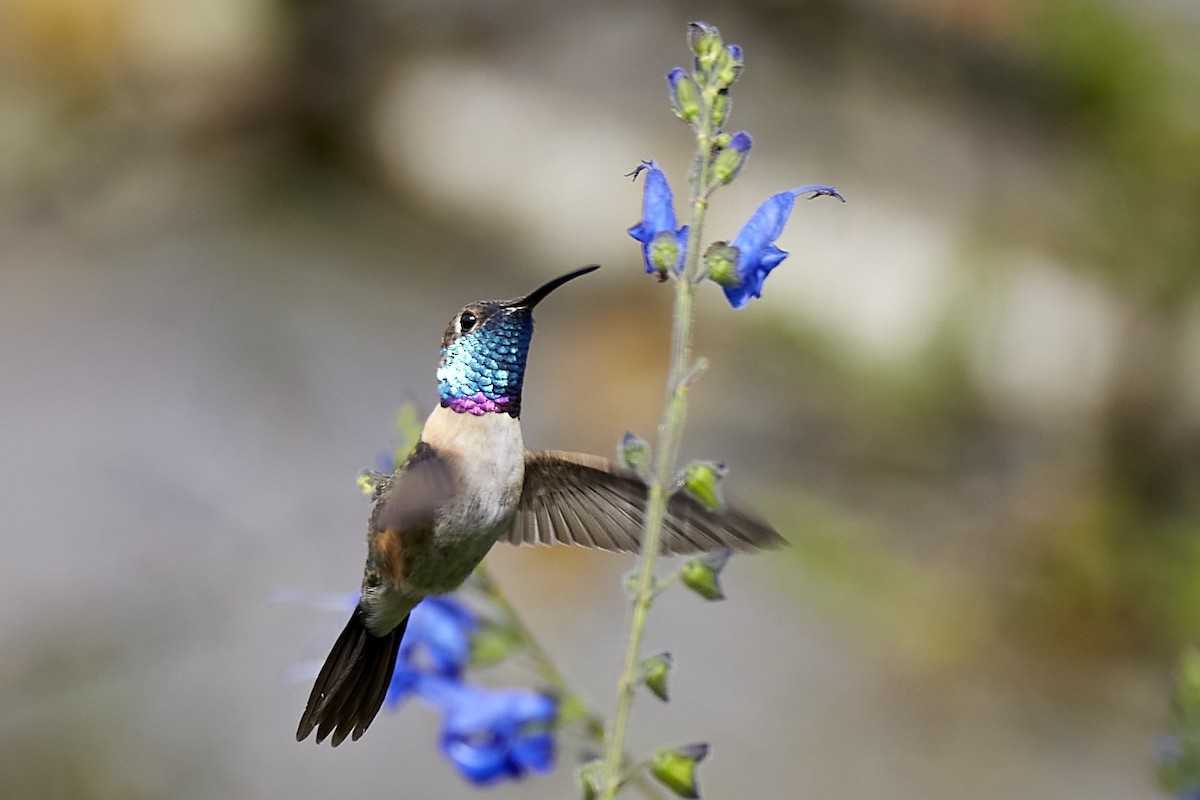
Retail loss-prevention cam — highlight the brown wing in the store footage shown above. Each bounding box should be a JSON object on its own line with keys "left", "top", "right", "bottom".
{"left": 371, "top": 440, "right": 457, "bottom": 534}
{"left": 298, "top": 441, "right": 456, "bottom": 747}
{"left": 507, "top": 450, "right": 785, "bottom": 554}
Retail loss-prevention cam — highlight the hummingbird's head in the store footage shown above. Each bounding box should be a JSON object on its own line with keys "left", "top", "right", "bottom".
{"left": 436, "top": 265, "right": 599, "bottom": 417}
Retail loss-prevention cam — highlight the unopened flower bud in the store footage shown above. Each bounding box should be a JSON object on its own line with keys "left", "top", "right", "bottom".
{"left": 714, "top": 43, "right": 743, "bottom": 88}
{"left": 641, "top": 652, "right": 673, "bottom": 702}
{"left": 682, "top": 461, "right": 726, "bottom": 510}
{"left": 618, "top": 431, "right": 651, "bottom": 474}
{"left": 687, "top": 21, "right": 724, "bottom": 80}
{"left": 651, "top": 743, "right": 710, "bottom": 798}
{"left": 668, "top": 67, "right": 701, "bottom": 125}
{"left": 709, "top": 89, "right": 731, "bottom": 129}
{"left": 578, "top": 761, "right": 602, "bottom": 800}
{"left": 681, "top": 549, "right": 731, "bottom": 601}
{"left": 711, "top": 131, "right": 752, "bottom": 186}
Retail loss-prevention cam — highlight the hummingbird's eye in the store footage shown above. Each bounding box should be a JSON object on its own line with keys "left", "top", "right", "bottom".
{"left": 459, "top": 310, "right": 478, "bottom": 333}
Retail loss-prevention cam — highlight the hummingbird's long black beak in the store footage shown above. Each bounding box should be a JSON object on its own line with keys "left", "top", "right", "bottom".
{"left": 505, "top": 264, "right": 600, "bottom": 310}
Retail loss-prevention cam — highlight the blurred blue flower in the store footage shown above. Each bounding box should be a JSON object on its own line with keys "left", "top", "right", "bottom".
{"left": 386, "top": 596, "right": 479, "bottom": 706}
{"left": 722, "top": 184, "right": 843, "bottom": 309}
{"left": 422, "top": 681, "right": 557, "bottom": 784}
{"left": 375, "top": 449, "right": 397, "bottom": 474}
{"left": 627, "top": 161, "right": 688, "bottom": 275}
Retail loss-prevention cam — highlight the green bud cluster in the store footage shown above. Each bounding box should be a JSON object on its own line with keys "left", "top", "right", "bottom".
{"left": 672, "top": 22, "right": 744, "bottom": 135}
{"left": 668, "top": 22, "right": 752, "bottom": 210}
{"left": 687, "top": 23, "right": 740, "bottom": 90}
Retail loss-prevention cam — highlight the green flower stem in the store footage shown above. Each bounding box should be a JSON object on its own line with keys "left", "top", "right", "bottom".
{"left": 473, "top": 564, "right": 606, "bottom": 740}
{"left": 597, "top": 119, "right": 715, "bottom": 800}
{"left": 651, "top": 567, "right": 684, "bottom": 599}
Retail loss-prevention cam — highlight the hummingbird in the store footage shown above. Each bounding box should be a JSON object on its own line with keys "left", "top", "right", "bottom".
{"left": 296, "top": 264, "right": 783, "bottom": 746}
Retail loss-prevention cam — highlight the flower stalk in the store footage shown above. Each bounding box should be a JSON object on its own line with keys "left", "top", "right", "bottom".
{"left": 596, "top": 36, "right": 721, "bottom": 799}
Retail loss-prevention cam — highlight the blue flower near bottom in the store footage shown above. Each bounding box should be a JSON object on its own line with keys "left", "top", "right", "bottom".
{"left": 382, "top": 596, "right": 558, "bottom": 784}
{"left": 385, "top": 596, "right": 478, "bottom": 706}
{"left": 722, "top": 184, "right": 843, "bottom": 309}
{"left": 421, "top": 679, "right": 558, "bottom": 784}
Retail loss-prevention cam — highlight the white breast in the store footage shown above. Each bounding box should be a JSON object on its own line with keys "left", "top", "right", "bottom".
{"left": 420, "top": 405, "right": 525, "bottom": 539}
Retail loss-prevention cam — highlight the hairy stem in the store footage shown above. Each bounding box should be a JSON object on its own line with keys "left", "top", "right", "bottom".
{"left": 597, "top": 122, "right": 714, "bottom": 800}
{"left": 473, "top": 565, "right": 605, "bottom": 740}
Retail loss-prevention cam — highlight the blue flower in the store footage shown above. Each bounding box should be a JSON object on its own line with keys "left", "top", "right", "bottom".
{"left": 721, "top": 184, "right": 843, "bottom": 309}
{"left": 421, "top": 681, "right": 557, "bottom": 784}
{"left": 385, "top": 596, "right": 478, "bottom": 706}
{"left": 627, "top": 161, "right": 688, "bottom": 275}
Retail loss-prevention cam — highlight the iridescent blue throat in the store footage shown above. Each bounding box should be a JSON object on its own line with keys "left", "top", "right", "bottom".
{"left": 437, "top": 313, "right": 533, "bottom": 417}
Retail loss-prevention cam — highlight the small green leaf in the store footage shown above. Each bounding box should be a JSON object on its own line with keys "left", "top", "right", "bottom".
{"left": 681, "top": 550, "right": 731, "bottom": 601}
{"left": 641, "top": 652, "right": 673, "bottom": 702}
{"left": 651, "top": 743, "right": 709, "bottom": 798}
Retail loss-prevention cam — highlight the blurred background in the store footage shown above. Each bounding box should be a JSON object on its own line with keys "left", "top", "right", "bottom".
{"left": 2, "top": 0, "right": 1199, "bottom": 797}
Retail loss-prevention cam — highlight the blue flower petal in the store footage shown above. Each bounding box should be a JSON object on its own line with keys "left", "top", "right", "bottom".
{"left": 385, "top": 596, "right": 478, "bottom": 706}
{"left": 721, "top": 184, "right": 843, "bottom": 308}
{"left": 405, "top": 596, "right": 477, "bottom": 674}
{"left": 667, "top": 67, "right": 688, "bottom": 94}
{"left": 511, "top": 732, "right": 555, "bottom": 774}
{"left": 729, "top": 131, "right": 752, "bottom": 154}
{"left": 436, "top": 684, "right": 558, "bottom": 785}
{"left": 792, "top": 183, "right": 845, "bottom": 202}
{"left": 384, "top": 667, "right": 423, "bottom": 707}
{"left": 628, "top": 162, "right": 688, "bottom": 274}
{"left": 722, "top": 191, "right": 796, "bottom": 308}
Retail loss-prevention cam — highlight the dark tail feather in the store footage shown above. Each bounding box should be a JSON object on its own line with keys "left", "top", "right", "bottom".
{"left": 296, "top": 607, "right": 407, "bottom": 746}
